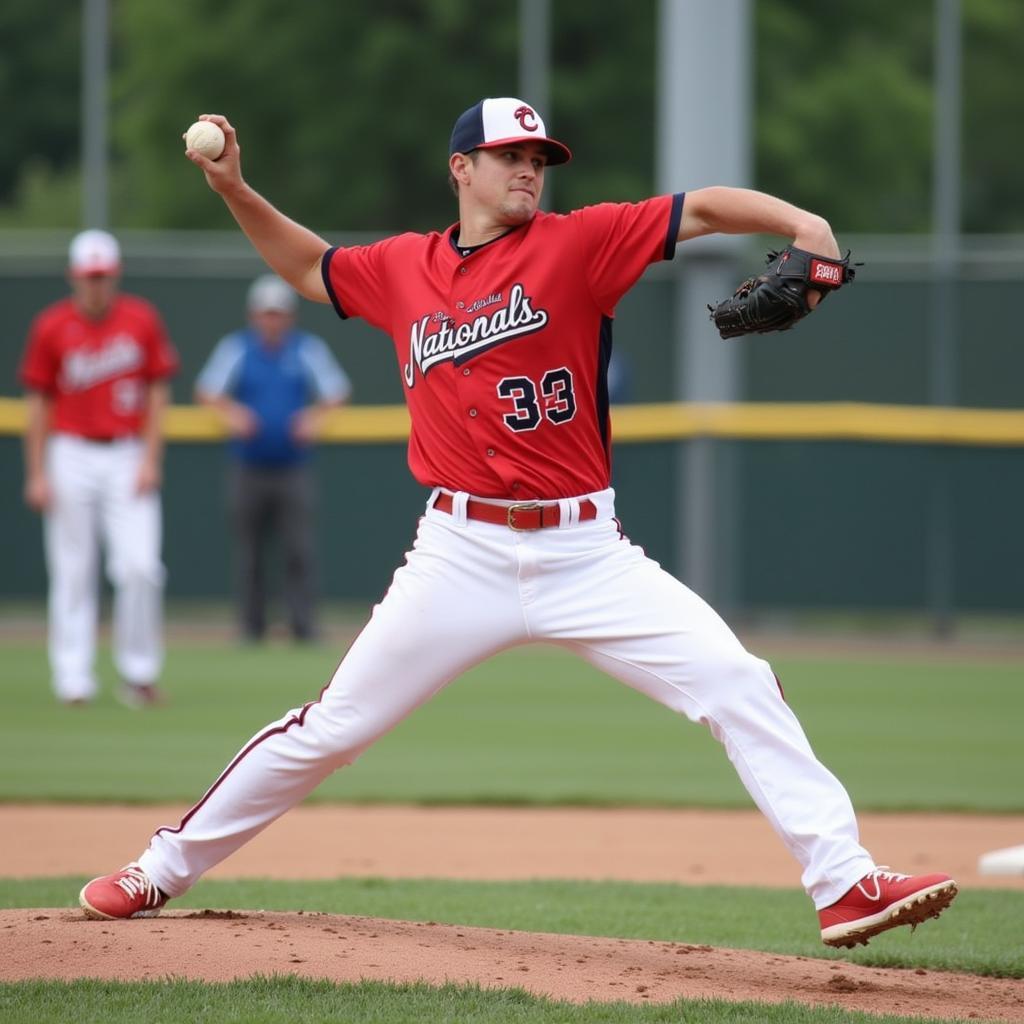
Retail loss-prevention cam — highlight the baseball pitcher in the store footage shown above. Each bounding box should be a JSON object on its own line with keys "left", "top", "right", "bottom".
{"left": 80, "top": 101, "right": 956, "bottom": 948}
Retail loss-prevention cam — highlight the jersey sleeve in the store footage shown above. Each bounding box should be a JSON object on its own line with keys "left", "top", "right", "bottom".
{"left": 139, "top": 302, "right": 179, "bottom": 380}
{"left": 195, "top": 334, "right": 245, "bottom": 397}
{"left": 299, "top": 334, "right": 352, "bottom": 403}
{"left": 19, "top": 311, "right": 59, "bottom": 393}
{"left": 321, "top": 238, "right": 397, "bottom": 332}
{"left": 574, "top": 193, "right": 685, "bottom": 315}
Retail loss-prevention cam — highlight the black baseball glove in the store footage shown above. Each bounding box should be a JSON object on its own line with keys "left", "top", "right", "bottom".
{"left": 708, "top": 245, "right": 857, "bottom": 340}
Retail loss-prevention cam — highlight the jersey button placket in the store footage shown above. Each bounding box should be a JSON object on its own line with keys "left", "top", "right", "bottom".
{"left": 449, "top": 313, "right": 478, "bottom": 423}
{"left": 451, "top": 259, "right": 500, "bottom": 468}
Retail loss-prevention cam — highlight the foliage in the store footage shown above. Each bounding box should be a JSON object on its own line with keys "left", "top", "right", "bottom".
{"left": 0, "top": 3, "right": 81, "bottom": 225}
{"left": 961, "top": 0, "right": 1024, "bottom": 231}
{"left": 754, "top": 1, "right": 934, "bottom": 232}
{"left": 113, "top": 0, "right": 519, "bottom": 232}
{"left": 550, "top": 0, "right": 657, "bottom": 209}
{"left": 2, "top": 1, "right": 1024, "bottom": 232}
{"left": 0, "top": 162, "right": 82, "bottom": 229}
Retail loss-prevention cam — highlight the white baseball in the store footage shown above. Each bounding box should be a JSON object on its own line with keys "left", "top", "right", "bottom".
{"left": 185, "top": 121, "right": 225, "bottom": 160}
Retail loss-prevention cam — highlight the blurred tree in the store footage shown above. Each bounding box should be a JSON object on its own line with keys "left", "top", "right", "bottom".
{"left": 0, "top": 3, "right": 81, "bottom": 219}
{"left": 113, "top": 0, "right": 518, "bottom": 232}
{"left": 961, "top": 0, "right": 1024, "bottom": 232}
{"left": 1, "top": 1, "right": 1022, "bottom": 233}
{"left": 756, "top": 0, "right": 1024, "bottom": 233}
{"left": 112, "top": 0, "right": 658, "bottom": 229}
{"left": 551, "top": 0, "right": 657, "bottom": 209}
{"left": 755, "top": 0, "right": 934, "bottom": 232}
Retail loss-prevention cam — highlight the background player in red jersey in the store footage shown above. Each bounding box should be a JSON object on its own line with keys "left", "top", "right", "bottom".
{"left": 20, "top": 230, "right": 179, "bottom": 708}
{"left": 80, "top": 101, "right": 957, "bottom": 948}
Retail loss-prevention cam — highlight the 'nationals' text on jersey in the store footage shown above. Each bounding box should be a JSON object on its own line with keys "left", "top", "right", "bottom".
{"left": 404, "top": 283, "right": 548, "bottom": 384}
{"left": 323, "top": 193, "right": 683, "bottom": 499}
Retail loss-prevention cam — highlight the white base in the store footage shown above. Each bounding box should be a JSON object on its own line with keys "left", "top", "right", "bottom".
{"left": 977, "top": 844, "right": 1024, "bottom": 876}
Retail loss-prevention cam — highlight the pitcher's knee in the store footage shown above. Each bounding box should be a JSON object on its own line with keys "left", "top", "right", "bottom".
{"left": 697, "top": 649, "right": 779, "bottom": 699}
{"left": 109, "top": 557, "right": 166, "bottom": 590}
{"left": 306, "top": 705, "right": 385, "bottom": 766}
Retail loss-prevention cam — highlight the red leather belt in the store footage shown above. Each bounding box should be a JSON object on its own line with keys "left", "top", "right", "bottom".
{"left": 431, "top": 492, "right": 598, "bottom": 531}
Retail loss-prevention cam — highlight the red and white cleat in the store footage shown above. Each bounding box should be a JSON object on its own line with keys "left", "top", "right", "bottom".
{"left": 79, "top": 863, "right": 167, "bottom": 920}
{"left": 819, "top": 868, "right": 958, "bottom": 947}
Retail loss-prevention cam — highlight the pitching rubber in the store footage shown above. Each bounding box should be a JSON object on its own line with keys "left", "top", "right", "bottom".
{"left": 977, "top": 844, "right": 1024, "bottom": 876}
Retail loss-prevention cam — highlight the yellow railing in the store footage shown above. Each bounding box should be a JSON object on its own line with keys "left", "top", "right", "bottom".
{"left": 1, "top": 396, "right": 1023, "bottom": 446}
{"left": 609, "top": 401, "right": 1024, "bottom": 445}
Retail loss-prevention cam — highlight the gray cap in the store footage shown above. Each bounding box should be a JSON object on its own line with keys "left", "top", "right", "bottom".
{"left": 247, "top": 274, "right": 297, "bottom": 313}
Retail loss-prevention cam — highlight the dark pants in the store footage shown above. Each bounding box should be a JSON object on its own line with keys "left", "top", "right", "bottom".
{"left": 228, "top": 462, "right": 317, "bottom": 640}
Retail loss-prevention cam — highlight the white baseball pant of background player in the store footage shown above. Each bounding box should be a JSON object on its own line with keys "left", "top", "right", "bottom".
{"left": 45, "top": 434, "right": 165, "bottom": 702}
{"left": 138, "top": 486, "right": 875, "bottom": 911}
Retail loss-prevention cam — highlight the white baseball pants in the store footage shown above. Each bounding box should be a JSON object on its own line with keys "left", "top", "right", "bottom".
{"left": 140, "top": 488, "right": 874, "bottom": 909}
{"left": 44, "top": 434, "right": 166, "bottom": 701}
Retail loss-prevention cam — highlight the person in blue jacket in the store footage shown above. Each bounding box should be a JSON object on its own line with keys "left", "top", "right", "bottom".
{"left": 196, "top": 274, "right": 351, "bottom": 642}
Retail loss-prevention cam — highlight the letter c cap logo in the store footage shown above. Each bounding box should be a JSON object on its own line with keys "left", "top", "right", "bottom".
{"left": 514, "top": 105, "right": 539, "bottom": 132}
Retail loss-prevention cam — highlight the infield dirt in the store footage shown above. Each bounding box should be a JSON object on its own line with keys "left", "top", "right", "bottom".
{"left": 2, "top": 804, "right": 1022, "bottom": 1021}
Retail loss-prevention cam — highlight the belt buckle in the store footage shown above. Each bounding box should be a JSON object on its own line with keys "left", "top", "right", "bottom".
{"left": 507, "top": 501, "right": 542, "bottom": 531}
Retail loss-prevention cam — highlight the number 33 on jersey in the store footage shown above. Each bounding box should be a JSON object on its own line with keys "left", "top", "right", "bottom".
{"left": 323, "top": 192, "right": 683, "bottom": 500}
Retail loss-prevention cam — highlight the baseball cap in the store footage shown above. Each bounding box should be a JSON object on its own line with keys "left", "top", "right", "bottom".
{"left": 449, "top": 97, "right": 571, "bottom": 166}
{"left": 69, "top": 229, "right": 121, "bottom": 277}
{"left": 247, "top": 274, "right": 297, "bottom": 314}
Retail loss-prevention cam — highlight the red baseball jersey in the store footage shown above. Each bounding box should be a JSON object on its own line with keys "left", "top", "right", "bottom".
{"left": 20, "top": 295, "right": 179, "bottom": 439}
{"left": 323, "top": 193, "right": 684, "bottom": 499}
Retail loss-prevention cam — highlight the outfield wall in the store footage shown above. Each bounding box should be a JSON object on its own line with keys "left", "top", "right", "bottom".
{"left": 2, "top": 232, "right": 1020, "bottom": 613}
{"left": 2, "top": 404, "right": 1021, "bottom": 612}
{"left": 3, "top": 231, "right": 1024, "bottom": 411}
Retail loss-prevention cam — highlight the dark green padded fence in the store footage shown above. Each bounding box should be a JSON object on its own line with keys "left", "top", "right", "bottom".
{"left": 2, "top": 237, "right": 1020, "bottom": 611}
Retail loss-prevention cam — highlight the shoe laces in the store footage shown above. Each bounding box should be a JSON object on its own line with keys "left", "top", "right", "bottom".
{"left": 116, "top": 865, "right": 161, "bottom": 906}
{"left": 855, "top": 866, "right": 910, "bottom": 900}
{"left": 868, "top": 867, "right": 909, "bottom": 883}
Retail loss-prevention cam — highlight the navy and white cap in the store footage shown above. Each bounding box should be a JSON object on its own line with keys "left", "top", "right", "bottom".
{"left": 449, "top": 97, "right": 572, "bottom": 166}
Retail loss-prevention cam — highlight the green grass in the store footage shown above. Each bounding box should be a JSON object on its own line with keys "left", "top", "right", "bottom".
{"left": 4, "top": 879, "right": 1018, "bottom": 1024}
{"left": 0, "top": 977, "right": 978, "bottom": 1024}
{"left": 0, "top": 640, "right": 1021, "bottom": 809}
{"left": 3, "top": 877, "right": 1020, "bottom": 979}
{"left": 3, "top": 631, "right": 1018, "bottom": 1022}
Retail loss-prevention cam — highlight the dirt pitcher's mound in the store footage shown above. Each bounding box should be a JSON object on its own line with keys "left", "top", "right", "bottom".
{"left": 3, "top": 909, "right": 1023, "bottom": 1021}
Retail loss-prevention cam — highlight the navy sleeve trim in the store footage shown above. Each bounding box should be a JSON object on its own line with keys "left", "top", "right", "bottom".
{"left": 320, "top": 246, "right": 349, "bottom": 320}
{"left": 663, "top": 192, "right": 685, "bottom": 261}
